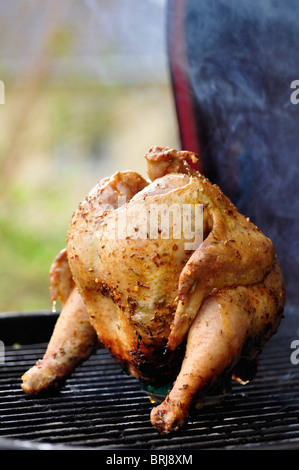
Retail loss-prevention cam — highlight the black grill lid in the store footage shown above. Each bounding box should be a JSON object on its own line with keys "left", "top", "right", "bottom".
{"left": 167, "top": 0, "right": 299, "bottom": 308}
{"left": 0, "top": 309, "right": 298, "bottom": 450}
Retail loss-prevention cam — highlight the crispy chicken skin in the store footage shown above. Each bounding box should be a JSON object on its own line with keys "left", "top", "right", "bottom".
{"left": 49, "top": 248, "right": 75, "bottom": 306}
{"left": 21, "top": 146, "right": 285, "bottom": 434}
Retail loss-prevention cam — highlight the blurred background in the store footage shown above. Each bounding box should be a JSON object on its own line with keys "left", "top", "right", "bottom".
{"left": 0, "top": 0, "right": 180, "bottom": 312}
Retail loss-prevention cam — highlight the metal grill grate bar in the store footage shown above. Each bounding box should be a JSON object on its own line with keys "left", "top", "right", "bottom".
{"left": 0, "top": 313, "right": 299, "bottom": 449}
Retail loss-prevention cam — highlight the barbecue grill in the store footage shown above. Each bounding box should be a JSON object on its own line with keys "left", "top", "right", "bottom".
{"left": 0, "top": 308, "right": 298, "bottom": 450}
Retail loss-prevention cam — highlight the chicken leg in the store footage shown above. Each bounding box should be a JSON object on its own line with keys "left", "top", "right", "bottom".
{"left": 150, "top": 260, "right": 285, "bottom": 433}
{"left": 21, "top": 286, "right": 97, "bottom": 394}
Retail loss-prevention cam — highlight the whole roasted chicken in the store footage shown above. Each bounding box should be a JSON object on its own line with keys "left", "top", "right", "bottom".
{"left": 21, "top": 146, "right": 285, "bottom": 434}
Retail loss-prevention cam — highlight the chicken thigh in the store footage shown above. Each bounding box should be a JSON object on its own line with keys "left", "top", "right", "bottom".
{"left": 21, "top": 146, "right": 285, "bottom": 434}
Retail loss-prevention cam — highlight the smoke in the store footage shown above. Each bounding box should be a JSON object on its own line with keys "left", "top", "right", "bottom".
{"left": 176, "top": 0, "right": 299, "bottom": 306}
{"left": 84, "top": 0, "right": 168, "bottom": 85}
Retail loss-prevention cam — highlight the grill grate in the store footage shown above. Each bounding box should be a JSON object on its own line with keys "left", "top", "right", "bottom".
{"left": 0, "top": 311, "right": 299, "bottom": 449}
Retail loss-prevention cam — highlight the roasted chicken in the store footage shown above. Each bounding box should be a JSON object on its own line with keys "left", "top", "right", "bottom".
{"left": 21, "top": 146, "right": 285, "bottom": 434}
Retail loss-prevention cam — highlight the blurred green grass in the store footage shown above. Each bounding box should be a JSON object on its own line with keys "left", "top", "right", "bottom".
{"left": 0, "top": 198, "right": 66, "bottom": 312}
{"left": 0, "top": 84, "right": 179, "bottom": 312}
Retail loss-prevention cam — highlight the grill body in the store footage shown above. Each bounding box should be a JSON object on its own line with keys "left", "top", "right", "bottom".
{"left": 0, "top": 309, "right": 298, "bottom": 450}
